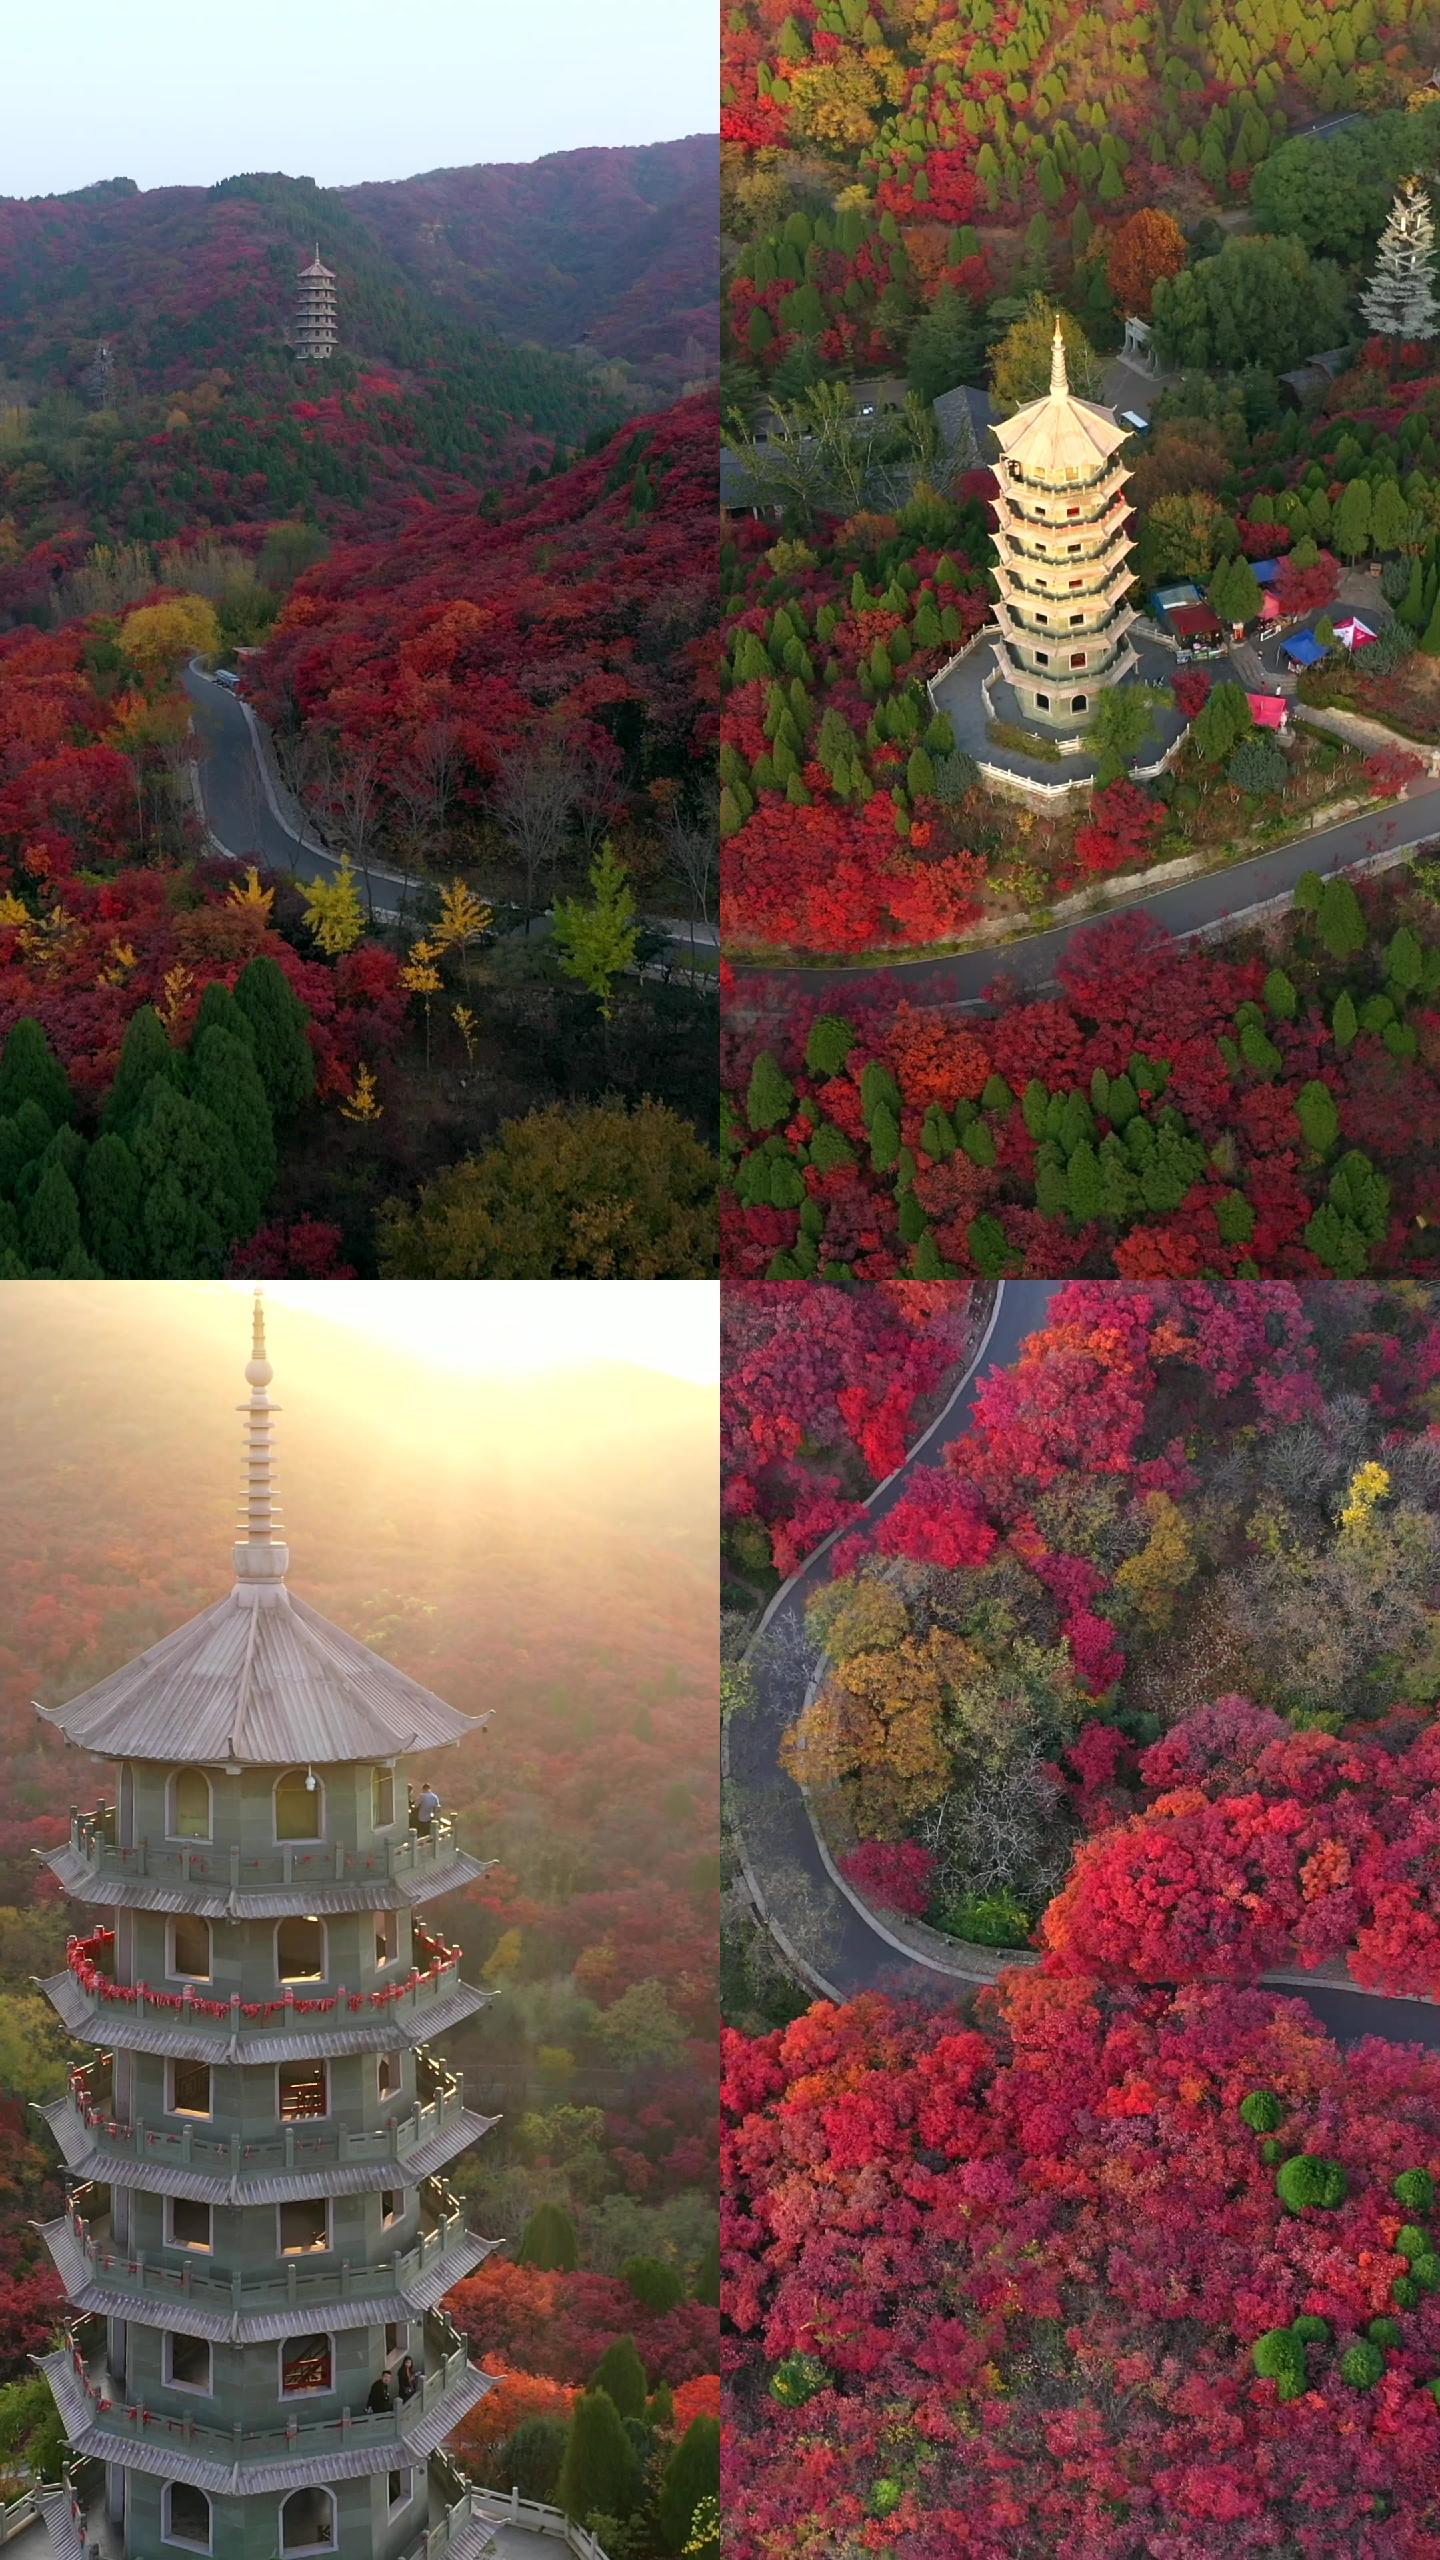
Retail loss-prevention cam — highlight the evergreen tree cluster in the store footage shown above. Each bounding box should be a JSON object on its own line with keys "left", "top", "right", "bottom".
{"left": 0, "top": 956, "right": 312, "bottom": 1278}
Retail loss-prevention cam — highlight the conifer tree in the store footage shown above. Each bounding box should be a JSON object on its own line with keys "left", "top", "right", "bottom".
{"left": 555, "top": 2390, "right": 642, "bottom": 2525}
{"left": 189, "top": 1026, "right": 277, "bottom": 1232}
{"left": 81, "top": 1132, "right": 144, "bottom": 1277}
{"left": 130, "top": 1083, "right": 247, "bottom": 1276}
{"left": 233, "top": 956, "right": 315, "bottom": 1118}
{"left": 103, "top": 1005, "right": 181, "bottom": 1137}
{"left": 23, "top": 1161, "right": 95, "bottom": 1277}
{"left": 1361, "top": 180, "right": 1440, "bottom": 340}
{"left": 589, "top": 2336, "right": 647, "bottom": 2422}
{"left": 515, "top": 2203, "right": 577, "bottom": 2271}
{"left": 658, "top": 2418, "right": 721, "bottom": 2555}
{"left": 0, "top": 1019, "right": 71, "bottom": 1129}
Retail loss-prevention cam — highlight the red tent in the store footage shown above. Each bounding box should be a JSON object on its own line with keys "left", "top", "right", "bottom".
{"left": 1246, "top": 692, "right": 1288, "bottom": 729}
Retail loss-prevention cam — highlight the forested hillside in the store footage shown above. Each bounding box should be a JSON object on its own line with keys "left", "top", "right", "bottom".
{"left": 343, "top": 136, "right": 720, "bottom": 405}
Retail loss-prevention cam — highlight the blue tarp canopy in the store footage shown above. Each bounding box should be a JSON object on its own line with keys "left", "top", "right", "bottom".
{"left": 1282, "top": 631, "right": 1327, "bottom": 665}
{"left": 1250, "top": 559, "right": 1279, "bottom": 583}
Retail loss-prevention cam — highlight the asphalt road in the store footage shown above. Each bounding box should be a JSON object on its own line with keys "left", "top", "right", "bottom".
{"left": 184, "top": 664, "right": 719, "bottom": 972}
{"left": 733, "top": 781, "right": 1440, "bottom": 1005}
{"left": 183, "top": 662, "right": 413, "bottom": 923}
{"left": 730, "top": 1277, "right": 1440, "bottom": 2053}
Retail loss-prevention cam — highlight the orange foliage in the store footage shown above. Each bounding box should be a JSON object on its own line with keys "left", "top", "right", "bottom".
{"left": 447, "top": 2356, "right": 577, "bottom": 2463}
{"left": 1105, "top": 209, "right": 1188, "bottom": 320}
{"left": 672, "top": 2374, "right": 720, "bottom": 2432}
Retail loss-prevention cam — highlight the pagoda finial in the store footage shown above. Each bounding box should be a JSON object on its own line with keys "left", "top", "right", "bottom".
{"left": 1050, "top": 316, "right": 1069, "bottom": 398}
{"left": 233, "top": 1288, "right": 289, "bottom": 1594}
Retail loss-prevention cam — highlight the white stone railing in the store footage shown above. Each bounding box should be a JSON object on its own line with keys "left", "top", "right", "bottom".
{"left": 472, "top": 2488, "right": 611, "bottom": 2557}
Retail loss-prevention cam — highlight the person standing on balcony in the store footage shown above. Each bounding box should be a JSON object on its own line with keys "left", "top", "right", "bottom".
{"left": 413, "top": 1780, "right": 440, "bottom": 1837}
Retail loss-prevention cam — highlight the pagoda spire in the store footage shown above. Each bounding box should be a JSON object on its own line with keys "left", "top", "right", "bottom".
{"left": 233, "top": 1288, "right": 289, "bottom": 1591}
{"left": 1050, "top": 315, "right": 1069, "bottom": 398}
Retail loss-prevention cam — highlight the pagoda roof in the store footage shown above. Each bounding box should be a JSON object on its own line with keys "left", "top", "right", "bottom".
{"left": 299, "top": 242, "right": 335, "bottom": 277}
{"left": 38, "top": 1294, "right": 479, "bottom": 1769}
{"left": 993, "top": 319, "right": 1130, "bottom": 476}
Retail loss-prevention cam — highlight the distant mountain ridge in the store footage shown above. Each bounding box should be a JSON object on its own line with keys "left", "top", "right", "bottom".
{"left": 340, "top": 134, "right": 718, "bottom": 400}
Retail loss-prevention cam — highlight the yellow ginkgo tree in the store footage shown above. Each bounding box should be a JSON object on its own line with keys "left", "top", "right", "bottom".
{"left": 302, "top": 857, "right": 365, "bottom": 957}
{"left": 227, "top": 866, "right": 274, "bottom": 920}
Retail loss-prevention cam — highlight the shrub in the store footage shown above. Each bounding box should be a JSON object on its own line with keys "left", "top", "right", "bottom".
{"left": 516, "top": 2203, "right": 578, "bottom": 2271}
{"left": 1292, "top": 2315, "right": 1329, "bottom": 2343}
{"left": 1395, "top": 2226, "right": 1428, "bottom": 2262}
{"left": 1367, "top": 2317, "right": 1403, "bottom": 2347}
{"left": 1240, "top": 2089, "right": 1284, "bottom": 2132}
{"left": 590, "top": 2337, "right": 647, "bottom": 2421}
{"left": 1340, "top": 2341, "right": 1386, "bottom": 2388}
{"left": 1410, "top": 2253, "right": 1440, "bottom": 2292}
{"left": 1394, "top": 2274, "right": 1422, "bottom": 2307}
{"left": 747, "top": 1052, "right": 794, "bottom": 1131}
{"left": 1253, "top": 2328, "right": 1306, "bottom": 2392}
{"left": 1395, "top": 2168, "right": 1434, "bottom": 2212}
{"left": 936, "top": 1888, "right": 1033, "bottom": 1946}
{"left": 839, "top": 1838, "right": 937, "bottom": 1917}
{"left": 769, "top": 2354, "right": 832, "bottom": 2407}
{"left": 623, "top": 2258, "right": 686, "bottom": 2315}
{"left": 1275, "top": 2155, "right": 1348, "bottom": 2212}
{"left": 870, "top": 2480, "right": 903, "bottom": 2516}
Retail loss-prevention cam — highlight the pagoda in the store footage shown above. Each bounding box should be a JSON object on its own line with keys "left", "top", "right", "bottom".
{"left": 293, "top": 249, "right": 338, "bottom": 361}
{"left": 31, "top": 1296, "right": 499, "bottom": 2560}
{"left": 989, "top": 320, "right": 1139, "bottom": 733}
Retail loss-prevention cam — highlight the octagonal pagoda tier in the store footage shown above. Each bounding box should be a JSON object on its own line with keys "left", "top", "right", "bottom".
{"left": 31, "top": 1298, "right": 499, "bottom": 2560}
{"left": 989, "top": 320, "right": 1140, "bottom": 733}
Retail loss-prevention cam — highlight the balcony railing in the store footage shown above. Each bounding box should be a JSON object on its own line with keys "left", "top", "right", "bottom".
{"left": 64, "top": 1925, "right": 464, "bottom": 2035}
{"left": 58, "top": 2181, "right": 478, "bottom": 2320}
{"left": 60, "top": 2059, "right": 466, "bottom": 2179}
{"left": 51, "top": 2310, "right": 477, "bottom": 2468}
{"left": 65, "top": 1805, "right": 468, "bottom": 1891}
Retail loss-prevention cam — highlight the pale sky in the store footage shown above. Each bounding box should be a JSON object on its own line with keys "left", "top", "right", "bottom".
{"left": 223, "top": 1280, "right": 719, "bottom": 1385}
{"left": 6, "top": 0, "right": 716, "bottom": 197}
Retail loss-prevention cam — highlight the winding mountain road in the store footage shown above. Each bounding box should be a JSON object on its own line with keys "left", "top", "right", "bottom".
{"left": 728, "top": 1278, "right": 1440, "bottom": 2051}
{"left": 184, "top": 663, "right": 719, "bottom": 971}
{"left": 733, "top": 783, "right": 1440, "bottom": 1007}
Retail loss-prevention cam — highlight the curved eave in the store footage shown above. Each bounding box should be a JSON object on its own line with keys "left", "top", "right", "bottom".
{"left": 37, "top": 1585, "right": 486, "bottom": 1767}
{"left": 38, "top": 2216, "right": 500, "bottom": 2342}
{"left": 39, "top": 2097, "right": 497, "bottom": 2205}
{"left": 40, "top": 2350, "right": 493, "bottom": 2492}
{"left": 40, "top": 1970, "right": 490, "bottom": 2062}
{"left": 43, "top": 1847, "right": 495, "bottom": 1918}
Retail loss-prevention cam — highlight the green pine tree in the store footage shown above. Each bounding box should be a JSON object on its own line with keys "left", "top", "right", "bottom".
{"left": 189, "top": 1026, "right": 276, "bottom": 1235}
{"left": 589, "top": 2336, "right": 647, "bottom": 2422}
{"left": 22, "top": 1161, "right": 95, "bottom": 1277}
{"left": 233, "top": 956, "right": 315, "bottom": 1119}
{"left": 130, "top": 1083, "right": 248, "bottom": 1277}
{"left": 80, "top": 1132, "right": 144, "bottom": 1277}
{"left": 658, "top": 2418, "right": 721, "bottom": 2555}
{"left": 0, "top": 1019, "right": 71, "bottom": 1129}
{"left": 555, "top": 2390, "right": 642, "bottom": 2526}
{"left": 515, "top": 2203, "right": 578, "bottom": 2271}
{"left": 103, "top": 1005, "right": 181, "bottom": 1139}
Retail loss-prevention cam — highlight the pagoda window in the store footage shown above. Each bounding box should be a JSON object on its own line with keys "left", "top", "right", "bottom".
{"left": 275, "top": 1767, "right": 324, "bottom": 1842}
{"left": 381, "top": 2189, "right": 399, "bottom": 2228}
{"left": 168, "top": 1770, "right": 211, "bottom": 1841}
{"left": 277, "top": 1915, "right": 326, "bottom": 1982}
{"left": 378, "top": 2053, "right": 400, "bottom": 2102}
{"left": 280, "top": 2333, "right": 334, "bottom": 2395}
{"left": 279, "top": 2197, "right": 330, "bottom": 2255}
{"left": 169, "top": 2059, "right": 212, "bottom": 2118}
{"left": 1068, "top": 544, "right": 1081, "bottom": 556}
{"left": 165, "top": 2483, "right": 211, "bottom": 2552}
{"left": 1067, "top": 507, "right": 1080, "bottom": 518}
{"left": 1036, "top": 613, "right": 1049, "bottom": 626}
{"left": 279, "top": 2060, "right": 328, "bottom": 2121}
{"left": 1070, "top": 614, "right": 1084, "bottom": 627}
{"left": 1072, "top": 696, "right": 1088, "bottom": 711}
{"left": 170, "top": 1914, "right": 211, "bottom": 1982}
{"left": 1035, "top": 694, "right": 1051, "bottom": 710}
{"left": 1071, "top": 653, "right": 1087, "bottom": 668}
{"left": 372, "top": 1765, "right": 396, "bottom": 1829}
{"left": 281, "top": 2489, "right": 337, "bottom": 2555}
{"left": 165, "top": 2331, "right": 212, "bottom": 2395}
{"left": 375, "top": 1910, "right": 400, "bottom": 1969}
{"left": 388, "top": 2472, "right": 414, "bottom": 2511}
{"left": 1069, "top": 578, "right": 1083, "bottom": 589}
{"left": 168, "top": 2196, "right": 212, "bottom": 2254}
{"left": 1036, "top": 653, "right": 1050, "bottom": 667}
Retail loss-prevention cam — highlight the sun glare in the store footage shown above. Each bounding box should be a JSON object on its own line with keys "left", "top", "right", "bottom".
{"left": 222, "top": 1279, "right": 718, "bottom": 1384}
